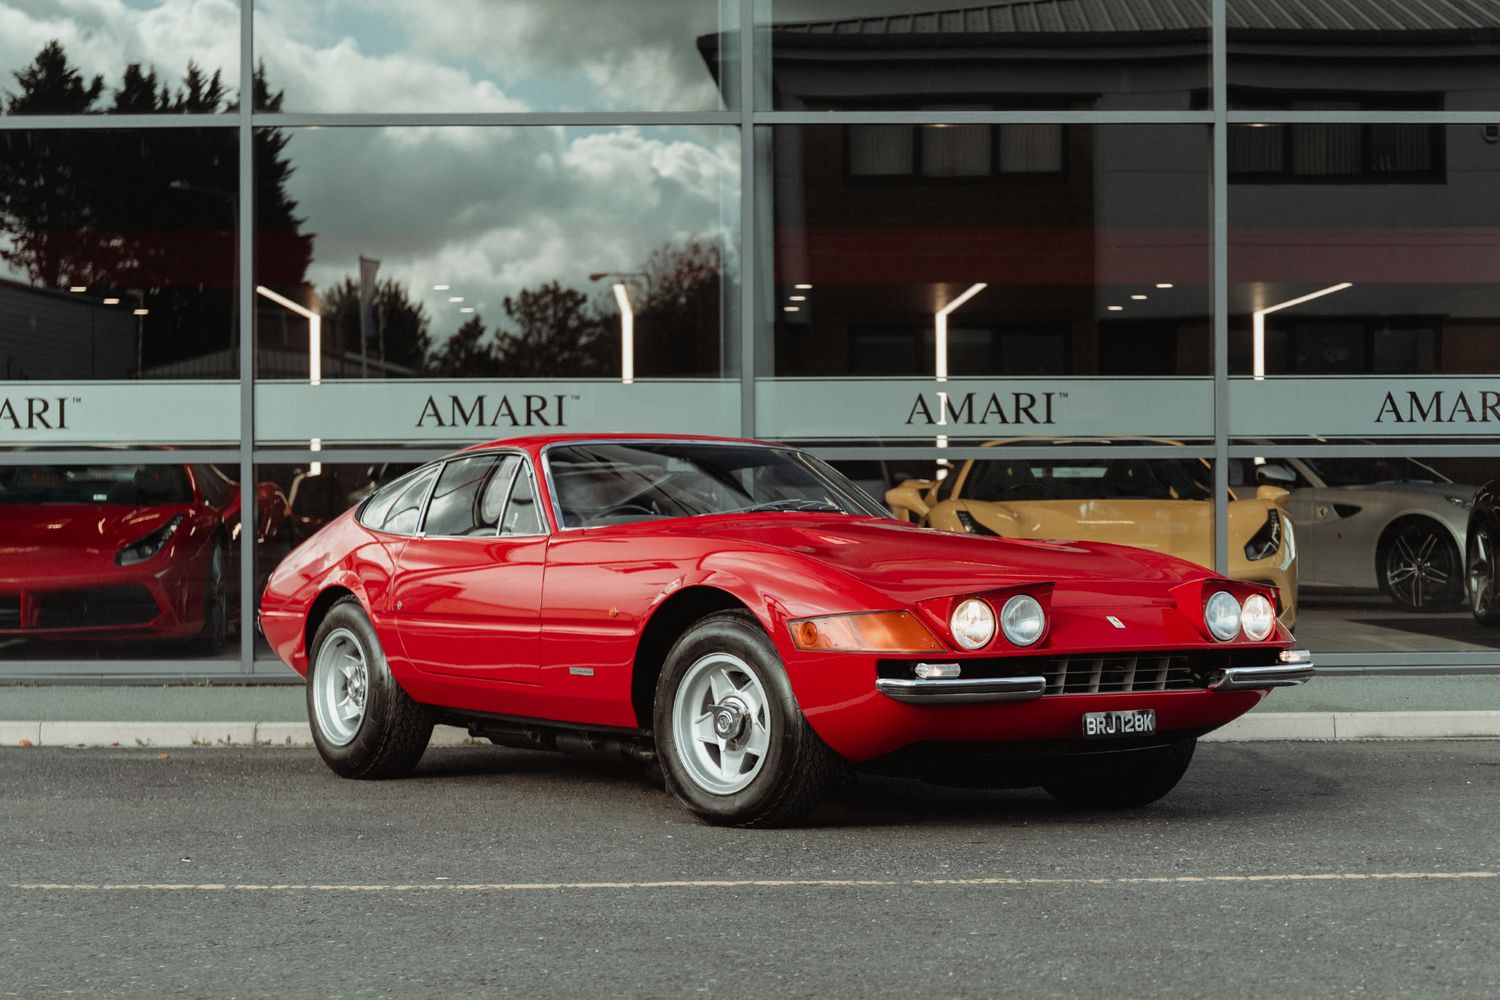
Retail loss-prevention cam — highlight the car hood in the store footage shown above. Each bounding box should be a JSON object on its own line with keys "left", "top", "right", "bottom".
{"left": 0, "top": 504, "right": 184, "bottom": 562}
{"left": 654, "top": 514, "right": 1206, "bottom": 605}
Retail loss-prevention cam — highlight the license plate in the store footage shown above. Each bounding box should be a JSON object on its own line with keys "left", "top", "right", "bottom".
{"left": 1082, "top": 709, "right": 1156, "bottom": 739}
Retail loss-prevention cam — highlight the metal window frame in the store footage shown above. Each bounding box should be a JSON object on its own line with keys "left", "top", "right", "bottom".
{"left": 3, "top": 0, "right": 1498, "bottom": 679}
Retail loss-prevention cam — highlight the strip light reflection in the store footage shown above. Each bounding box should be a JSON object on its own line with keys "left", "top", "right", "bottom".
{"left": 934, "top": 282, "right": 987, "bottom": 383}
{"left": 255, "top": 285, "right": 322, "bottom": 386}
{"left": 1252, "top": 283, "right": 1353, "bottom": 380}
{"left": 613, "top": 283, "right": 634, "bottom": 384}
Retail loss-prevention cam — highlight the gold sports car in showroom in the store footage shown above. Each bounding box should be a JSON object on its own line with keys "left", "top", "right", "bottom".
{"left": 886, "top": 446, "right": 1299, "bottom": 628}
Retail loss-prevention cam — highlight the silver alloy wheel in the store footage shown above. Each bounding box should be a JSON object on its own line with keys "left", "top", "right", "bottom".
{"left": 1470, "top": 528, "right": 1493, "bottom": 618}
{"left": 312, "top": 627, "right": 369, "bottom": 747}
{"left": 671, "top": 651, "right": 773, "bottom": 795}
{"left": 1385, "top": 526, "right": 1453, "bottom": 609}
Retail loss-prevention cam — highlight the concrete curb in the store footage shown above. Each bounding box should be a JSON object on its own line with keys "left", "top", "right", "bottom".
{"left": 1204, "top": 711, "right": 1500, "bottom": 742}
{"left": 3, "top": 721, "right": 480, "bottom": 748}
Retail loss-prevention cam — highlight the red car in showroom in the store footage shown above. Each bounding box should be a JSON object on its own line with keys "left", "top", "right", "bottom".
{"left": 260, "top": 435, "right": 1313, "bottom": 826}
{"left": 0, "top": 462, "right": 250, "bottom": 651}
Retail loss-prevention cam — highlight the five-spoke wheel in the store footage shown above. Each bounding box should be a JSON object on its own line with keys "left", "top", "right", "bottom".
{"left": 1382, "top": 521, "right": 1462, "bottom": 611}
{"left": 654, "top": 611, "right": 840, "bottom": 827}
{"left": 307, "top": 597, "right": 433, "bottom": 779}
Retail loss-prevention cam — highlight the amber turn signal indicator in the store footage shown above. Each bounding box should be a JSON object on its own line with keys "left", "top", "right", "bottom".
{"left": 789, "top": 611, "right": 944, "bottom": 653}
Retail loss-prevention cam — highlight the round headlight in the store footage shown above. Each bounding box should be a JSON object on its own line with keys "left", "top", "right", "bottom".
{"left": 1000, "top": 594, "right": 1046, "bottom": 647}
{"left": 1205, "top": 591, "right": 1242, "bottom": 641}
{"left": 1241, "top": 593, "right": 1275, "bottom": 641}
{"left": 950, "top": 598, "right": 996, "bottom": 650}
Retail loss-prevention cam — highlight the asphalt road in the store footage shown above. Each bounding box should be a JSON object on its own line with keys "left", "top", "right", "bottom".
{"left": 3, "top": 741, "right": 1498, "bottom": 999}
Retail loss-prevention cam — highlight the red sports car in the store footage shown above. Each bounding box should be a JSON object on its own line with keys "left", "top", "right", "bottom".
{"left": 260, "top": 434, "right": 1313, "bottom": 826}
{"left": 0, "top": 462, "right": 249, "bottom": 650}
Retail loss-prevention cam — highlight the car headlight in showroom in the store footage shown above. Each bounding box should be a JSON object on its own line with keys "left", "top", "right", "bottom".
{"left": 1240, "top": 593, "right": 1275, "bottom": 641}
{"left": 950, "top": 598, "right": 997, "bottom": 650}
{"left": 1204, "top": 590, "right": 1242, "bottom": 641}
{"left": 116, "top": 514, "right": 185, "bottom": 566}
{"left": 1000, "top": 594, "right": 1046, "bottom": 647}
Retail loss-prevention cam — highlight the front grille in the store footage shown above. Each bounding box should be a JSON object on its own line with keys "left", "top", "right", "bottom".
{"left": 1039, "top": 654, "right": 1196, "bottom": 694}
{"left": 878, "top": 648, "right": 1283, "bottom": 695}
{"left": 0, "top": 595, "right": 19, "bottom": 629}
{"left": 34, "top": 585, "right": 160, "bottom": 629}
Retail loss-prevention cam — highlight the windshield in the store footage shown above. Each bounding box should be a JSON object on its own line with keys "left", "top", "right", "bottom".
{"left": 0, "top": 465, "right": 194, "bottom": 505}
{"left": 545, "top": 443, "right": 889, "bottom": 527}
{"left": 961, "top": 457, "right": 1213, "bottom": 502}
{"left": 1298, "top": 457, "right": 1449, "bottom": 488}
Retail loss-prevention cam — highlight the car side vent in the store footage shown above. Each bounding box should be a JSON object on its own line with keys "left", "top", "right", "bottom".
{"left": 1332, "top": 503, "right": 1362, "bottom": 519}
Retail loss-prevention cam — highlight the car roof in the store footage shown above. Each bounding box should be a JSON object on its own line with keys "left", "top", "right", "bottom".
{"left": 460, "top": 432, "right": 777, "bottom": 454}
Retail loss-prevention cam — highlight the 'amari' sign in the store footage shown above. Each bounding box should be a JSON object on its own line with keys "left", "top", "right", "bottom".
{"left": 1230, "top": 378, "right": 1500, "bottom": 438}
{"left": 1374, "top": 389, "right": 1500, "bottom": 426}
{"left": 0, "top": 382, "right": 236, "bottom": 444}
{"left": 416, "top": 392, "right": 570, "bottom": 429}
{"left": 0, "top": 395, "right": 71, "bottom": 430}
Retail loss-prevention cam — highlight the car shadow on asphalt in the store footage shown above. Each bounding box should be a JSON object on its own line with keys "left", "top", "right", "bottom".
{"left": 402, "top": 742, "right": 1348, "bottom": 830}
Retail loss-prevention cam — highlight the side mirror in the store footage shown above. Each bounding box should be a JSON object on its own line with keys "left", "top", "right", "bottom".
{"left": 1256, "top": 464, "right": 1296, "bottom": 487}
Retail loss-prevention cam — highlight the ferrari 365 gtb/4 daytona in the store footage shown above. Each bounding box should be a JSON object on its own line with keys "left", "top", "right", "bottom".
{"left": 260, "top": 435, "right": 1313, "bottom": 826}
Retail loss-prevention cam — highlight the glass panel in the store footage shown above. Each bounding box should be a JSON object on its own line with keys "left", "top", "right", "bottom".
{"left": 1230, "top": 453, "right": 1500, "bottom": 654}
{"left": 501, "top": 460, "right": 545, "bottom": 536}
{"left": 1229, "top": 125, "right": 1500, "bottom": 388}
{"left": 758, "top": 0, "right": 1210, "bottom": 111}
{"left": 0, "top": 129, "right": 240, "bottom": 380}
{"left": 0, "top": 4, "right": 241, "bottom": 116}
{"left": 1227, "top": 2, "right": 1500, "bottom": 111}
{"left": 253, "top": 124, "right": 737, "bottom": 384}
{"left": 424, "top": 453, "right": 511, "bottom": 537}
{"left": 253, "top": 0, "right": 737, "bottom": 112}
{"left": 0, "top": 457, "right": 245, "bottom": 662}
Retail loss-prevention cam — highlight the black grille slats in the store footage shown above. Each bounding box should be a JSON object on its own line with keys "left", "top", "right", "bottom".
{"left": 1042, "top": 653, "right": 1197, "bottom": 694}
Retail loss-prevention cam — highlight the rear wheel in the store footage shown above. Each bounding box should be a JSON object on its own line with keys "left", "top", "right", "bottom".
{"left": 1381, "top": 521, "right": 1462, "bottom": 611}
{"left": 1042, "top": 739, "right": 1196, "bottom": 809}
{"left": 1469, "top": 525, "right": 1499, "bottom": 625}
{"left": 307, "top": 598, "right": 432, "bottom": 779}
{"left": 654, "top": 611, "right": 841, "bottom": 827}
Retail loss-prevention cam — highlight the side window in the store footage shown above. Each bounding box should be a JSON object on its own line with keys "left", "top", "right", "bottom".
{"left": 501, "top": 462, "right": 545, "bottom": 536}
{"left": 360, "top": 466, "right": 438, "bottom": 536}
{"left": 424, "top": 455, "right": 506, "bottom": 537}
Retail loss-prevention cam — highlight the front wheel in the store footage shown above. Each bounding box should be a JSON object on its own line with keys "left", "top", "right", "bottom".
{"left": 1382, "top": 522, "right": 1462, "bottom": 612}
{"left": 653, "top": 611, "right": 841, "bottom": 827}
{"left": 1042, "top": 739, "right": 1196, "bottom": 809}
{"left": 308, "top": 598, "right": 433, "bottom": 779}
{"left": 1469, "top": 526, "right": 1500, "bottom": 625}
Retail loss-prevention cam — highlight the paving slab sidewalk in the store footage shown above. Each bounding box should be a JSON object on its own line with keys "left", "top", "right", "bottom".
{"left": 1, "top": 676, "right": 1497, "bottom": 746}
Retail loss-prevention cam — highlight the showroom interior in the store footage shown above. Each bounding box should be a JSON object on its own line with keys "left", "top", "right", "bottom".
{"left": 1, "top": 0, "right": 1498, "bottom": 680}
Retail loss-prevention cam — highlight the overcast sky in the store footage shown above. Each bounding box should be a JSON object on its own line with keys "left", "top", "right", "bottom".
{"left": 0, "top": 0, "right": 737, "bottom": 344}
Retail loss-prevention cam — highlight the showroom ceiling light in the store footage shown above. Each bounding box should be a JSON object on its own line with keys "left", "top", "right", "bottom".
{"left": 103, "top": 297, "right": 121, "bottom": 305}
{"left": 448, "top": 296, "right": 464, "bottom": 303}
{"left": 613, "top": 283, "right": 634, "bottom": 384}
{"left": 934, "top": 282, "right": 987, "bottom": 382}
{"left": 433, "top": 284, "right": 449, "bottom": 291}
{"left": 1156, "top": 283, "right": 1174, "bottom": 289}
{"left": 69, "top": 285, "right": 87, "bottom": 293}
{"left": 1131, "top": 294, "right": 1148, "bottom": 300}
{"left": 1107, "top": 305, "right": 1124, "bottom": 312}
{"left": 794, "top": 283, "right": 813, "bottom": 290}
{"left": 1252, "top": 282, "right": 1354, "bottom": 380}
{"left": 256, "top": 285, "right": 322, "bottom": 386}
{"left": 132, "top": 308, "right": 149, "bottom": 316}
{"left": 459, "top": 307, "right": 475, "bottom": 314}
{"left": 789, "top": 295, "right": 807, "bottom": 302}
{"left": 784, "top": 305, "right": 800, "bottom": 312}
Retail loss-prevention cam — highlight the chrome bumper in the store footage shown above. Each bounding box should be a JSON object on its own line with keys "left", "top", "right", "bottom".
{"left": 1209, "top": 652, "right": 1315, "bottom": 691}
{"left": 875, "top": 675, "right": 1047, "bottom": 704}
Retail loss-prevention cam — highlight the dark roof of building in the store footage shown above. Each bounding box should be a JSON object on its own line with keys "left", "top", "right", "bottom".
{"left": 770, "top": 0, "right": 1500, "bottom": 38}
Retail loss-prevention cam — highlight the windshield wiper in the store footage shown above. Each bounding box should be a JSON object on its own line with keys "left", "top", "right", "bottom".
{"left": 727, "top": 499, "right": 844, "bottom": 514}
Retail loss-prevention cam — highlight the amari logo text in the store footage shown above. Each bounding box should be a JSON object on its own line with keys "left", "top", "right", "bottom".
{"left": 417, "top": 392, "right": 569, "bottom": 429}
{"left": 0, "top": 396, "right": 71, "bottom": 430}
{"left": 905, "top": 390, "right": 1059, "bottom": 427}
{"left": 1375, "top": 390, "right": 1500, "bottom": 425}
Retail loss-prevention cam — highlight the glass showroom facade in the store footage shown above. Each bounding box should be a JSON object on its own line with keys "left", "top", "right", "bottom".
{"left": 1, "top": 0, "right": 1498, "bottom": 679}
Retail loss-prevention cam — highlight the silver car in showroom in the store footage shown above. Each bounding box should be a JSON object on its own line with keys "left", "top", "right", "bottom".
{"left": 1241, "top": 457, "right": 1476, "bottom": 612}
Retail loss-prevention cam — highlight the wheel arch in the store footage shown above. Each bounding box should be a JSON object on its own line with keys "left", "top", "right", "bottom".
{"left": 631, "top": 586, "right": 753, "bottom": 730}
{"left": 304, "top": 584, "right": 360, "bottom": 662}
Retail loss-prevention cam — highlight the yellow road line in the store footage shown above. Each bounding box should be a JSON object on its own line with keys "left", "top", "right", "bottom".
{"left": 8, "top": 871, "right": 1497, "bottom": 893}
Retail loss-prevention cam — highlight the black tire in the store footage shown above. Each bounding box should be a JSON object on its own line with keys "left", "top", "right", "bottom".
{"left": 1469, "top": 524, "right": 1500, "bottom": 626}
{"left": 307, "top": 597, "right": 433, "bottom": 779}
{"left": 1042, "top": 739, "right": 1196, "bottom": 809}
{"left": 653, "top": 610, "right": 842, "bottom": 827}
{"left": 190, "top": 540, "right": 229, "bottom": 655}
{"left": 1381, "top": 520, "right": 1464, "bottom": 612}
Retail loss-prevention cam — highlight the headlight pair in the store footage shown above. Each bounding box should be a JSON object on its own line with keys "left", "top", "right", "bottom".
{"left": 952, "top": 595, "right": 1044, "bottom": 650}
{"left": 1204, "top": 590, "right": 1275, "bottom": 642}
{"left": 116, "top": 514, "right": 185, "bottom": 566}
